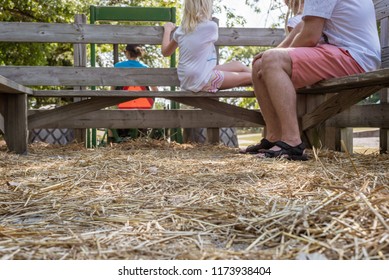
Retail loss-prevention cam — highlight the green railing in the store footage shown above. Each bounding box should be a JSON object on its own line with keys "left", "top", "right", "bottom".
{"left": 88, "top": 6, "right": 182, "bottom": 147}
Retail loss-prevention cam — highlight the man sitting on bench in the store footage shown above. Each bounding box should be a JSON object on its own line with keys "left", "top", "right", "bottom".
{"left": 250, "top": 0, "right": 381, "bottom": 161}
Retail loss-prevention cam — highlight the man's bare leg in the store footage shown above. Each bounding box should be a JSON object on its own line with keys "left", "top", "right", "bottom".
{"left": 260, "top": 48, "right": 302, "bottom": 148}
{"left": 252, "top": 57, "right": 281, "bottom": 142}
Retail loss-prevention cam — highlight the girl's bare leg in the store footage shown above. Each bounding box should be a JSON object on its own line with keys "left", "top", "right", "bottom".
{"left": 218, "top": 72, "right": 252, "bottom": 89}
{"left": 214, "top": 61, "right": 252, "bottom": 89}
{"left": 215, "top": 61, "right": 251, "bottom": 73}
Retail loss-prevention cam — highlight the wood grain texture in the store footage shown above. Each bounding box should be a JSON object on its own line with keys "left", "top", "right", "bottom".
{"left": 28, "top": 109, "right": 262, "bottom": 129}
{"left": 0, "top": 75, "right": 33, "bottom": 94}
{"left": 0, "top": 22, "right": 283, "bottom": 46}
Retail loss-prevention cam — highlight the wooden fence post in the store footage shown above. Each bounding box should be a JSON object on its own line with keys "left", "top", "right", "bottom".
{"left": 207, "top": 17, "right": 221, "bottom": 145}
{"left": 73, "top": 14, "right": 87, "bottom": 144}
{"left": 379, "top": 17, "right": 389, "bottom": 153}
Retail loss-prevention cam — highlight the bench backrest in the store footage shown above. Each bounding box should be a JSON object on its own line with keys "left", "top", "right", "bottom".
{"left": 0, "top": 21, "right": 284, "bottom": 88}
{"left": 1, "top": 1, "right": 388, "bottom": 88}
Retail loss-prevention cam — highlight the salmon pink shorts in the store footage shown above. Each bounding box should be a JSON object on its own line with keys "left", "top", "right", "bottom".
{"left": 201, "top": 70, "right": 225, "bottom": 92}
{"left": 287, "top": 44, "right": 365, "bottom": 89}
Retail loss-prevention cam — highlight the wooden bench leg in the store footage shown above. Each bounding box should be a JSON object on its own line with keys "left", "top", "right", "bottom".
{"left": 4, "top": 94, "right": 28, "bottom": 154}
{"left": 207, "top": 128, "right": 220, "bottom": 145}
{"left": 379, "top": 88, "right": 389, "bottom": 153}
{"left": 340, "top": 128, "right": 353, "bottom": 153}
{"left": 0, "top": 95, "right": 5, "bottom": 135}
{"left": 298, "top": 93, "right": 331, "bottom": 149}
{"left": 380, "top": 129, "right": 389, "bottom": 154}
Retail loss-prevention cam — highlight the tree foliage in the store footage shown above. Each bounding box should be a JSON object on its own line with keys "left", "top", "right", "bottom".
{"left": 0, "top": 0, "right": 96, "bottom": 66}
{"left": 0, "top": 0, "right": 284, "bottom": 66}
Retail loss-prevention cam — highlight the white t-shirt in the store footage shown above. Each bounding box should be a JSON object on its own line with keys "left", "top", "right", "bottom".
{"left": 303, "top": 0, "right": 381, "bottom": 71}
{"left": 173, "top": 20, "right": 218, "bottom": 92}
{"left": 287, "top": 14, "right": 302, "bottom": 29}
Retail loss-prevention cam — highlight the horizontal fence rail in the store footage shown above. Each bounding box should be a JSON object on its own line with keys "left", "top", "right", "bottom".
{"left": 0, "top": 67, "right": 180, "bottom": 87}
{"left": 0, "top": 22, "right": 284, "bottom": 46}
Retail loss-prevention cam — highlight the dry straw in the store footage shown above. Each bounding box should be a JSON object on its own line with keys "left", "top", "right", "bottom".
{"left": 0, "top": 139, "right": 388, "bottom": 260}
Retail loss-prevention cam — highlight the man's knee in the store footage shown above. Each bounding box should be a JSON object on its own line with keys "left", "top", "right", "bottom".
{"left": 261, "top": 50, "right": 282, "bottom": 68}
{"left": 262, "top": 49, "right": 292, "bottom": 76}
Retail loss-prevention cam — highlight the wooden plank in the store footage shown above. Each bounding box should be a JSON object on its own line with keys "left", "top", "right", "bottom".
{"left": 340, "top": 128, "right": 353, "bottom": 153}
{"left": 0, "top": 75, "right": 33, "bottom": 94}
{"left": 2, "top": 65, "right": 388, "bottom": 92}
{"left": 379, "top": 16, "right": 389, "bottom": 153}
{"left": 380, "top": 130, "right": 389, "bottom": 154}
{"left": 207, "top": 128, "right": 220, "bottom": 144}
{"left": 297, "top": 68, "right": 389, "bottom": 94}
{"left": 323, "top": 127, "right": 342, "bottom": 151}
{"left": 374, "top": 0, "right": 389, "bottom": 21}
{"left": 0, "top": 76, "right": 30, "bottom": 153}
{"left": 0, "top": 67, "right": 180, "bottom": 87}
{"left": 218, "top": 27, "right": 284, "bottom": 46}
{"left": 382, "top": 46, "right": 389, "bottom": 68}
{"left": 169, "top": 97, "right": 265, "bottom": 126}
{"left": 302, "top": 86, "right": 382, "bottom": 131}
{"left": 28, "top": 97, "right": 136, "bottom": 129}
{"left": 0, "top": 22, "right": 163, "bottom": 44}
{"left": 5, "top": 94, "right": 28, "bottom": 154}
{"left": 327, "top": 103, "right": 389, "bottom": 127}
{"left": 0, "top": 22, "right": 283, "bottom": 47}
{"left": 0, "top": 95, "right": 5, "bottom": 134}
{"left": 73, "top": 14, "right": 88, "bottom": 144}
{"left": 32, "top": 90, "right": 255, "bottom": 98}
{"left": 29, "top": 97, "right": 264, "bottom": 129}
{"left": 300, "top": 93, "right": 327, "bottom": 148}
{"left": 381, "top": 17, "right": 389, "bottom": 67}
{"left": 0, "top": 113, "right": 4, "bottom": 134}
{"left": 4, "top": 65, "right": 388, "bottom": 94}
{"left": 28, "top": 109, "right": 261, "bottom": 129}
{"left": 381, "top": 16, "right": 389, "bottom": 48}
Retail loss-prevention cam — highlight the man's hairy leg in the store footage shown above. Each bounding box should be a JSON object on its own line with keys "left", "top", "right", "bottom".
{"left": 260, "top": 48, "right": 302, "bottom": 147}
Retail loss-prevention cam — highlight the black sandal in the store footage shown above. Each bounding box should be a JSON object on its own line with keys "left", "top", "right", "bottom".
{"left": 260, "top": 141, "right": 308, "bottom": 161}
{"left": 239, "top": 138, "right": 275, "bottom": 154}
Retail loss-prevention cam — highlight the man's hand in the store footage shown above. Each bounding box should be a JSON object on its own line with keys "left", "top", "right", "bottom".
{"left": 252, "top": 52, "right": 264, "bottom": 79}
{"left": 252, "top": 51, "right": 264, "bottom": 66}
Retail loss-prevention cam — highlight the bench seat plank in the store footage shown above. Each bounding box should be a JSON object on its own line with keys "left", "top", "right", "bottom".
{"left": 297, "top": 68, "right": 389, "bottom": 94}
{"left": 0, "top": 75, "right": 33, "bottom": 94}
{"left": 2, "top": 66, "right": 388, "bottom": 96}
{"left": 32, "top": 90, "right": 255, "bottom": 98}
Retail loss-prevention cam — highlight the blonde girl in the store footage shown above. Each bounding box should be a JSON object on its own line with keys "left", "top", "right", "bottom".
{"left": 161, "top": 0, "right": 252, "bottom": 92}
{"left": 285, "top": 0, "right": 304, "bottom": 32}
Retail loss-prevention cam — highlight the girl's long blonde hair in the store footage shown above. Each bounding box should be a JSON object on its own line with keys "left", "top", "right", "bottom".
{"left": 284, "top": 0, "right": 304, "bottom": 31}
{"left": 285, "top": 0, "right": 304, "bottom": 16}
{"left": 181, "top": 0, "right": 213, "bottom": 34}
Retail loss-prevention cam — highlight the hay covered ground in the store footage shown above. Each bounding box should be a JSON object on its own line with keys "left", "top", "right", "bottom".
{"left": 0, "top": 139, "right": 388, "bottom": 260}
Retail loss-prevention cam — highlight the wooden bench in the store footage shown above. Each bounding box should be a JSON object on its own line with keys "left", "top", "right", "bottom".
{"left": 0, "top": 0, "right": 388, "bottom": 155}
{"left": 296, "top": 0, "right": 389, "bottom": 152}
{"left": 0, "top": 75, "right": 33, "bottom": 154}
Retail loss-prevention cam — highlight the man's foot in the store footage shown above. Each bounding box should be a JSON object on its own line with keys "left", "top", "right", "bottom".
{"left": 239, "top": 138, "right": 276, "bottom": 154}
{"left": 256, "top": 141, "right": 308, "bottom": 161}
